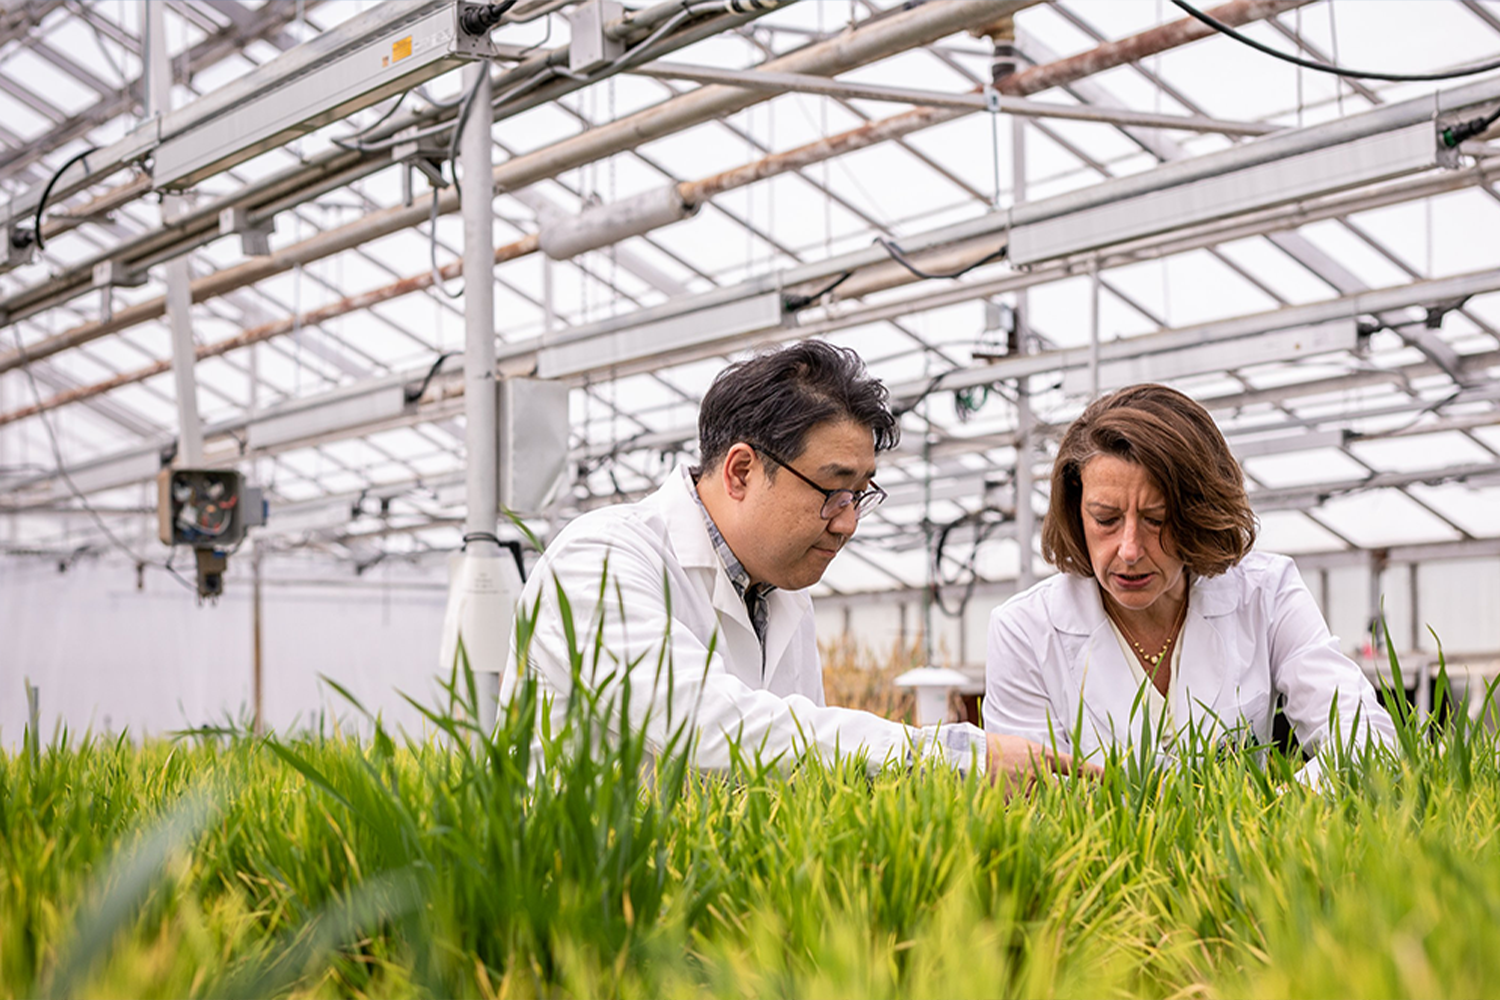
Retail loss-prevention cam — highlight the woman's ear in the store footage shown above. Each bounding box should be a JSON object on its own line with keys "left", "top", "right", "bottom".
{"left": 721, "top": 442, "right": 757, "bottom": 501}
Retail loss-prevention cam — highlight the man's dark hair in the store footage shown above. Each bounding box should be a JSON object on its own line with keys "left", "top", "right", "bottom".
{"left": 696, "top": 340, "right": 899, "bottom": 474}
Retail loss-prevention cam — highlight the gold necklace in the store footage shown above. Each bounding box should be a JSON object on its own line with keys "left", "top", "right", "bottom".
{"left": 1110, "top": 594, "right": 1188, "bottom": 670}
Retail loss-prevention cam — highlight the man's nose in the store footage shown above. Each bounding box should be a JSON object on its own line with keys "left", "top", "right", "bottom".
{"left": 828, "top": 501, "right": 860, "bottom": 538}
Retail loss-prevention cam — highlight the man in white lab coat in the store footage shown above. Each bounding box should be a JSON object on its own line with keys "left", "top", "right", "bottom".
{"left": 508, "top": 341, "right": 1091, "bottom": 785}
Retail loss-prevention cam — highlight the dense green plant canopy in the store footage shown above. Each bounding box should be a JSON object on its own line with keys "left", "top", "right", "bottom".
{"left": 3, "top": 644, "right": 1499, "bottom": 999}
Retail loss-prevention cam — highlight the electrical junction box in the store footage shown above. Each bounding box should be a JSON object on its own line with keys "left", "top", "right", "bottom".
{"left": 498, "top": 377, "right": 572, "bottom": 516}
{"left": 568, "top": 0, "right": 624, "bottom": 75}
{"left": 158, "top": 468, "right": 255, "bottom": 548}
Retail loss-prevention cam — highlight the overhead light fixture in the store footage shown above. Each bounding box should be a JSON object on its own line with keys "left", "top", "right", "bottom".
{"left": 152, "top": 2, "right": 501, "bottom": 190}
{"left": 247, "top": 385, "right": 411, "bottom": 451}
{"left": 1061, "top": 319, "right": 1359, "bottom": 395}
{"left": 1010, "top": 123, "right": 1442, "bottom": 266}
{"left": 535, "top": 291, "right": 788, "bottom": 379}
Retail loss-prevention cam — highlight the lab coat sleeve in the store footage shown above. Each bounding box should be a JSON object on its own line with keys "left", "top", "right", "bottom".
{"left": 1267, "top": 557, "right": 1398, "bottom": 764}
{"left": 984, "top": 601, "right": 1066, "bottom": 751}
{"left": 518, "top": 529, "right": 983, "bottom": 775}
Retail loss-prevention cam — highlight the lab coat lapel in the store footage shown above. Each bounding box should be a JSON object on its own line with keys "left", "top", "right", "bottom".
{"left": 1053, "top": 576, "right": 1146, "bottom": 745}
{"left": 1173, "top": 574, "right": 1238, "bottom": 736}
{"left": 706, "top": 568, "right": 763, "bottom": 682}
{"left": 659, "top": 466, "right": 762, "bottom": 685}
{"left": 759, "top": 588, "right": 803, "bottom": 690}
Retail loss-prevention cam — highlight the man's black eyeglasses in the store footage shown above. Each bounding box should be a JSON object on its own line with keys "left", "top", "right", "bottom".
{"left": 754, "top": 445, "right": 886, "bottom": 520}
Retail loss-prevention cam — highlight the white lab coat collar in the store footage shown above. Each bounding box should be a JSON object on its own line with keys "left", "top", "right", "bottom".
{"left": 659, "top": 465, "right": 797, "bottom": 687}
{"left": 1042, "top": 569, "right": 1240, "bottom": 635}
{"left": 1045, "top": 569, "right": 1244, "bottom": 740}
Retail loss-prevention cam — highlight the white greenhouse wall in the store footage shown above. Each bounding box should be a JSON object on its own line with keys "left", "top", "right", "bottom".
{"left": 1413, "top": 559, "right": 1500, "bottom": 655}
{"left": 1, "top": 555, "right": 454, "bottom": 750}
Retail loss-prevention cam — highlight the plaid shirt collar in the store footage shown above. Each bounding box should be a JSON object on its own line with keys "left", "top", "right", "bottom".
{"left": 689, "top": 478, "right": 776, "bottom": 650}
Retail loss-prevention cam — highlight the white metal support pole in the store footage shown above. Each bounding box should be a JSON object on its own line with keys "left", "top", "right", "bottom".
{"left": 1368, "top": 547, "right": 1389, "bottom": 695}
{"left": 1410, "top": 560, "right": 1431, "bottom": 720}
{"left": 1089, "top": 257, "right": 1101, "bottom": 400}
{"left": 1012, "top": 115, "right": 1035, "bottom": 591}
{"left": 1409, "top": 561, "right": 1421, "bottom": 655}
{"left": 0, "top": 376, "right": 10, "bottom": 544}
{"left": 145, "top": 1, "right": 204, "bottom": 467}
{"left": 252, "top": 540, "right": 264, "bottom": 735}
{"left": 542, "top": 255, "right": 556, "bottom": 338}
{"left": 461, "top": 62, "right": 502, "bottom": 735}
{"left": 463, "top": 63, "right": 498, "bottom": 544}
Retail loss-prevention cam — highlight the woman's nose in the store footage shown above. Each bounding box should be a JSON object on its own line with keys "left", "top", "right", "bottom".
{"left": 1118, "top": 520, "right": 1143, "bottom": 562}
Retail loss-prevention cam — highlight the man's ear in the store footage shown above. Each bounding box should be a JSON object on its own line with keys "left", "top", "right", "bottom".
{"left": 720, "top": 442, "right": 757, "bottom": 501}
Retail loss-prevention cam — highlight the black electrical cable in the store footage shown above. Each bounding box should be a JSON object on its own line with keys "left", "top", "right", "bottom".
{"left": 458, "top": 0, "right": 520, "bottom": 36}
{"left": 330, "top": 90, "right": 410, "bottom": 151}
{"left": 928, "top": 511, "right": 1000, "bottom": 619}
{"left": 876, "top": 237, "right": 1008, "bottom": 281}
{"left": 783, "top": 270, "right": 853, "bottom": 311}
{"left": 462, "top": 532, "right": 527, "bottom": 580}
{"left": 33, "top": 146, "right": 97, "bottom": 252}
{"left": 405, "top": 351, "right": 462, "bottom": 403}
{"left": 892, "top": 371, "right": 949, "bottom": 418}
{"left": 443, "top": 62, "right": 493, "bottom": 207}
{"left": 1168, "top": 0, "right": 1500, "bottom": 82}
{"left": 5, "top": 326, "right": 197, "bottom": 595}
{"left": 1442, "top": 105, "right": 1500, "bottom": 148}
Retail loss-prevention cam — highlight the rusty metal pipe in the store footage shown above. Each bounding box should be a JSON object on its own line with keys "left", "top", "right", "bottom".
{"left": 0, "top": 235, "right": 539, "bottom": 430}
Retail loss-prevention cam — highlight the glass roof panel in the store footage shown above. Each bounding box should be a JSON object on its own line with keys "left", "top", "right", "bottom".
{"left": 1314, "top": 488, "right": 1465, "bottom": 547}
{"left": 1, "top": 48, "right": 100, "bottom": 116}
{"left": 1348, "top": 432, "right": 1495, "bottom": 473}
{"left": 1255, "top": 510, "right": 1350, "bottom": 554}
{"left": 1243, "top": 447, "right": 1371, "bottom": 489}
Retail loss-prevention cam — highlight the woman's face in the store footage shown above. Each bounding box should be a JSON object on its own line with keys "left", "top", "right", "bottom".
{"left": 1079, "top": 454, "right": 1187, "bottom": 613}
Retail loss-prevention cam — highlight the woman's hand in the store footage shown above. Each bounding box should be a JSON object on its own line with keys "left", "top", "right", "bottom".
{"left": 985, "top": 733, "right": 1103, "bottom": 796}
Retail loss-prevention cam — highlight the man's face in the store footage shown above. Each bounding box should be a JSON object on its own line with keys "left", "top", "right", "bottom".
{"left": 736, "top": 419, "right": 876, "bottom": 591}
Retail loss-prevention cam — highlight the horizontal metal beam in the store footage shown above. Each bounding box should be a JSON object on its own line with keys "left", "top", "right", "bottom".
{"left": 633, "top": 60, "right": 1279, "bottom": 136}
{"left": 0, "top": 0, "right": 777, "bottom": 322}
{"left": 1248, "top": 461, "right": 1500, "bottom": 513}
{"left": 0, "top": 0, "right": 1020, "bottom": 369}
{"left": 1292, "top": 535, "right": 1500, "bottom": 571}
{"left": 11, "top": 225, "right": 1495, "bottom": 506}
{"left": 887, "top": 265, "right": 1500, "bottom": 398}
{"left": 477, "top": 97, "right": 1500, "bottom": 387}
{"left": 0, "top": 0, "right": 1282, "bottom": 422}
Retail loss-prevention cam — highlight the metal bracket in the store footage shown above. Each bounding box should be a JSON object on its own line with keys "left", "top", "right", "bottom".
{"left": 92, "top": 260, "right": 148, "bottom": 288}
{"left": 393, "top": 126, "right": 451, "bottom": 206}
{"left": 93, "top": 259, "right": 148, "bottom": 323}
{"left": 982, "top": 85, "right": 1001, "bottom": 114}
{"left": 1437, "top": 116, "right": 1466, "bottom": 170}
{"left": 219, "top": 206, "right": 276, "bottom": 256}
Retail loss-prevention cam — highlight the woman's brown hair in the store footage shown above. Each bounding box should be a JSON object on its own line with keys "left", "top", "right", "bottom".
{"left": 1040, "top": 384, "right": 1257, "bottom": 578}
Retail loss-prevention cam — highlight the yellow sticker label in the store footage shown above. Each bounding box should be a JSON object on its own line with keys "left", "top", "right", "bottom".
{"left": 393, "top": 36, "right": 413, "bottom": 61}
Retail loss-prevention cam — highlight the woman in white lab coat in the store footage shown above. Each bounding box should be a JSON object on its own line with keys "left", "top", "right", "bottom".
{"left": 984, "top": 384, "right": 1396, "bottom": 774}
